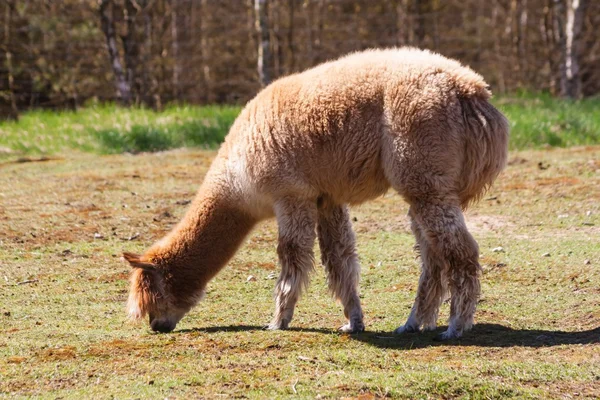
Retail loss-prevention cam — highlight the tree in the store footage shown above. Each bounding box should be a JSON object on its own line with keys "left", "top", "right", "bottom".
{"left": 255, "top": 0, "right": 271, "bottom": 87}
{"left": 2, "top": 0, "right": 600, "bottom": 115}
{"left": 99, "top": 0, "right": 132, "bottom": 105}
{"left": 555, "top": 0, "right": 587, "bottom": 99}
{"left": 2, "top": 0, "right": 18, "bottom": 119}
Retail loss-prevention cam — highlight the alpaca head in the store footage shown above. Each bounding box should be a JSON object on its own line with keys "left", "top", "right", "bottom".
{"left": 123, "top": 252, "right": 196, "bottom": 333}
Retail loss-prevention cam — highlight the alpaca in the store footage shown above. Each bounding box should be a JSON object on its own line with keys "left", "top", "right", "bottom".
{"left": 124, "top": 48, "right": 509, "bottom": 340}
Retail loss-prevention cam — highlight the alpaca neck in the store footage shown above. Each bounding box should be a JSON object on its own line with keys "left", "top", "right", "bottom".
{"left": 148, "top": 182, "right": 256, "bottom": 294}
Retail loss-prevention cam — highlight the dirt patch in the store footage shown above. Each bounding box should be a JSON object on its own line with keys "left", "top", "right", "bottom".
{"left": 545, "top": 381, "right": 600, "bottom": 399}
{"left": 236, "top": 262, "right": 277, "bottom": 271}
{"left": 40, "top": 346, "right": 77, "bottom": 361}
{"left": 93, "top": 272, "right": 129, "bottom": 283}
{"left": 86, "top": 339, "right": 154, "bottom": 358}
{"left": 353, "top": 213, "right": 411, "bottom": 234}
{"left": 377, "top": 283, "right": 414, "bottom": 293}
{"left": 6, "top": 356, "right": 27, "bottom": 364}
{"left": 536, "top": 176, "right": 581, "bottom": 186}
{"left": 466, "top": 214, "right": 513, "bottom": 235}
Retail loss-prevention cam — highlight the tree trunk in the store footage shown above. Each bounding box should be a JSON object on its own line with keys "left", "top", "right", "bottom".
{"left": 271, "top": 0, "right": 281, "bottom": 78}
{"left": 304, "top": 0, "right": 313, "bottom": 66}
{"left": 491, "top": 0, "right": 506, "bottom": 94}
{"left": 395, "top": 0, "right": 409, "bottom": 46}
{"left": 517, "top": 0, "right": 528, "bottom": 84}
{"left": 3, "top": 0, "right": 18, "bottom": 120}
{"left": 99, "top": 0, "right": 132, "bottom": 105}
{"left": 171, "top": 0, "right": 180, "bottom": 99}
{"left": 314, "top": 0, "right": 324, "bottom": 64}
{"left": 474, "top": 0, "right": 483, "bottom": 65}
{"left": 287, "top": 0, "right": 296, "bottom": 74}
{"left": 199, "top": 0, "right": 213, "bottom": 103}
{"left": 559, "top": 0, "right": 586, "bottom": 99}
{"left": 255, "top": 0, "right": 271, "bottom": 87}
{"left": 542, "top": 0, "right": 558, "bottom": 93}
{"left": 431, "top": 0, "right": 440, "bottom": 50}
{"left": 508, "top": 0, "right": 518, "bottom": 88}
{"left": 123, "top": 0, "right": 140, "bottom": 104}
{"left": 141, "top": 4, "right": 153, "bottom": 107}
{"left": 414, "top": 0, "right": 426, "bottom": 47}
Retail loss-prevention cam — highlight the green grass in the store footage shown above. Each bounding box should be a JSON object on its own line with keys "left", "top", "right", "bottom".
{"left": 0, "top": 103, "right": 240, "bottom": 157}
{"left": 1, "top": 94, "right": 599, "bottom": 159}
{"left": 495, "top": 92, "right": 600, "bottom": 149}
{"left": 1, "top": 147, "right": 599, "bottom": 398}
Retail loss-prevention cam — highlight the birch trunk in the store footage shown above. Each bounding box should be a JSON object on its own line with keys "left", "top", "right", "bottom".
{"left": 287, "top": 0, "right": 296, "bottom": 74}
{"left": 255, "top": 0, "right": 271, "bottom": 87}
{"left": 560, "top": 0, "right": 586, "bottom": 98}
{"left": 517, "top": 0, "right": 528, "bottom": 84}
{"left": 99, "top": 0, "right": 132, "bottom": 105}
{"left": 3, "top": 0, "right": 18, "bottom": 119}
{"left": 491, "top": 0, "right": 506, "bottom": 93}
{"left": 123, "top": 0, "right": 140, "bottom": 104}
{"left": 171, "top": 0, "right": 180, "bottom": 99}
{"left": 304, "top": 0, "right": 313, "bottom": 66}
{"left": 199, "top": 0, "right": 213, "bottom": 103}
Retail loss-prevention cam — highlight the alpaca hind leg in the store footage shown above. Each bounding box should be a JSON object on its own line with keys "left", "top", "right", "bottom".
{"left": 268, "top": 198, "right": 317, "bottom": 330}
{"left": 411, "top": 201, "right": 480, "bottom": 340}
{"left": 394, "top": 208, "right": 448, "bottom": 334}
{"left": 317, "top": 201, "right": 364, "bottom": 333}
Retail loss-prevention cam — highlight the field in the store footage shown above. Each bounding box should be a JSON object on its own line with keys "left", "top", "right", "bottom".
{"left": 1, "top": 136, "right": 599, "bottom": 397}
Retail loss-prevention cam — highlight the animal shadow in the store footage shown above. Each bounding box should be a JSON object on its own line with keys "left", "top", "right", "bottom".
{"left": 350, "top": 323, "right": 600, "bottom": 349}
{"left": 176, "top": 323, "right": 600, "bottom": 349}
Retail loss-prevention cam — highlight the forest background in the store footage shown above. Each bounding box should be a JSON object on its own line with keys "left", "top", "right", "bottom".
{"left": 1, "top": 0, "right": 597, "bottom": 120}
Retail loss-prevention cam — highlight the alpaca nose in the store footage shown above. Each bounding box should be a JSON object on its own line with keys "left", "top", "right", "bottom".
{"left": 150, "top": 318, "right": 175, "bottom": 333}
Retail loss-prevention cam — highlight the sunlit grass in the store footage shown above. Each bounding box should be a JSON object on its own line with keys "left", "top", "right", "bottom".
{"left": 0, "top": 94, "right": 599, "bottom": 159}
{"left": 495, "top": 92, "right": 600, "bottom": 149}
{"left": 0, "top": 104, "right": 240, "bottom": 157}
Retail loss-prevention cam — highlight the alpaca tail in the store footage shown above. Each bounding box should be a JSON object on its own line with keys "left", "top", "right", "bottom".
{"left": 458, "top": 95, "right": 509, "bottom": 208}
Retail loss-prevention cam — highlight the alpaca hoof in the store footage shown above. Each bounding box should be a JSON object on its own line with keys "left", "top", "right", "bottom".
{"left": 422, "top": 323, "right": 438, "bottom": 332}
{"left": 339, "top": 321, "right": 365, "bottom": 334}
{"left": 393, "top": 324, "right": 420, "bottom": 335}
{"left": 434, "top": 329, "right": 462, "bottom": 341}
{"left": 266, "top": 319, "right": 290, "bottom": 330}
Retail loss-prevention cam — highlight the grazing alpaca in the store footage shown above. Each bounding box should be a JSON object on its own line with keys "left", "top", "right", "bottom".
{"left": 124, "top": 48, "right": 509, "bottom": 339}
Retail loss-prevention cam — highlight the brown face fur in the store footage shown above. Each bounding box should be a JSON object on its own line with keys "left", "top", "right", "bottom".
{"left": 124, "top": 189, "right": 257, "bottom": 333}
{"left": 125, "top": 252, "right": 204, "bottom": 333}
{"left": 124, "top": 48, "right": 508, "bottom": 338}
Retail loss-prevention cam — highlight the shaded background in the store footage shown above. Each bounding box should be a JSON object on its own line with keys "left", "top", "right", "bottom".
{"left": 1, "top": 0, "right": 597, "bottom": 118}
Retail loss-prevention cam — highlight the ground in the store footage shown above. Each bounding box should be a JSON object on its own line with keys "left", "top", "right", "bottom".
{"left": 0, "top": 146, "right": 599, "bottom": 399}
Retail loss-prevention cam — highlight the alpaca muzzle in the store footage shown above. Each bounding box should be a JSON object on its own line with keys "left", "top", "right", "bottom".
{"left": 149, "top": 314, "right": 176, "bottom": 333}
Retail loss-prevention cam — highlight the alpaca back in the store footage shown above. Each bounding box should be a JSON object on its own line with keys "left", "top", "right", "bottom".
{"left": 221, "top": 48, "right": 506, "bottom": 209}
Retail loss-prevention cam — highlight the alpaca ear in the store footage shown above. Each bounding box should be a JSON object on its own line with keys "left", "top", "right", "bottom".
{"left": 123, "top": 252, "right": 156, "bottom": 271}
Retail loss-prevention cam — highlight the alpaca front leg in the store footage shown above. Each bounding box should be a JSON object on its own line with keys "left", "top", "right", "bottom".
{"left": 268, "top": 199, "right": 317, "bottom": 330}
{"left": 317, "top": 201, "right": 364, "bottom": 333}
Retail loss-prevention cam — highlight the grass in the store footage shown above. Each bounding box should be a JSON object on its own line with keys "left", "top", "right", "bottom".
{"left": 1, "top": 94, "right": 599, "bottom": 158}
{"left": 496, "top": 92, "right": 600, "bottom": 149}
{"left": 0, "top": 103, "right": 240, "bottom": 157}
{"left": 1, "top": 146, "right": 599, "bottom": 398}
